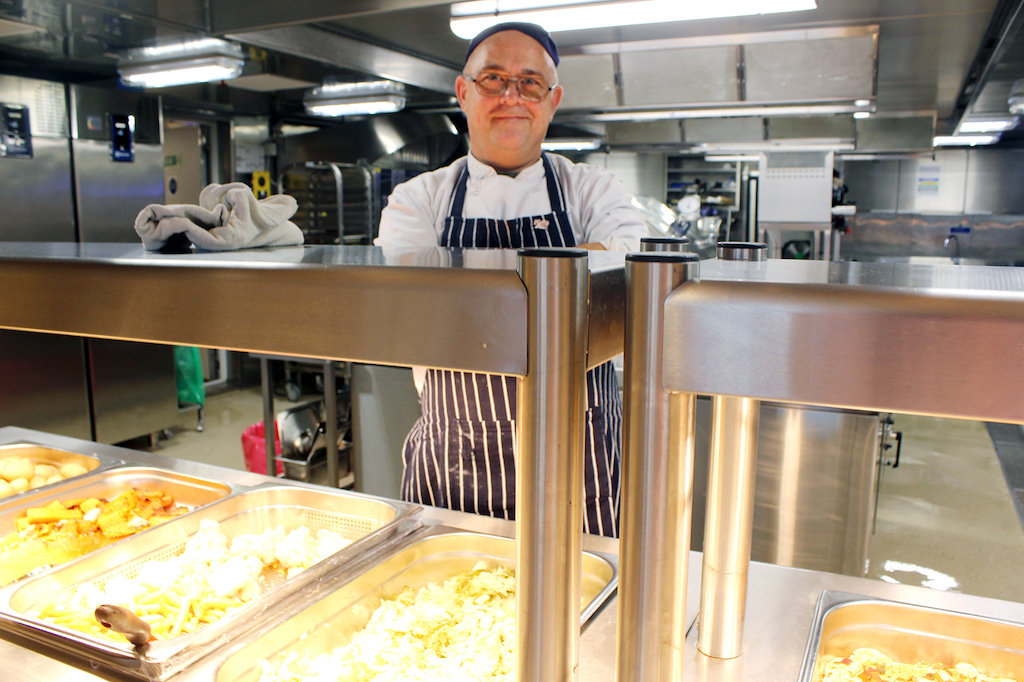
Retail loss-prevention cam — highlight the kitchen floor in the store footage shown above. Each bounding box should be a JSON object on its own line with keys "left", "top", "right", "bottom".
{"left": 139, "top": 389, "right": 1024, "bottom": 604}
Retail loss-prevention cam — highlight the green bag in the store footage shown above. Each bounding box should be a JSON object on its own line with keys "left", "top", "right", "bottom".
{"left": 174, "top": 346, "right": 206, "bottom": 406}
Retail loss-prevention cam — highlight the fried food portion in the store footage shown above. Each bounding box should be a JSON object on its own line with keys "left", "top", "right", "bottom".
{"left": 0, "top": 489, "right": 189, "bottom": 586}
{"left": 823, "top": 647, "right": 1019, "bottom": 682}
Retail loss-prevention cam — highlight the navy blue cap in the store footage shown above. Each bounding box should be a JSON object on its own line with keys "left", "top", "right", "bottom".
{"left": 465, "top": 22, "right": 559, "bottom": 67}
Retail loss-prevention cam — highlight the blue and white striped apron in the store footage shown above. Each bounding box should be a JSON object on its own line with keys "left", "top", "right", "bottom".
{"left": 400, "top": 154, "right": 622, "bottom": 537}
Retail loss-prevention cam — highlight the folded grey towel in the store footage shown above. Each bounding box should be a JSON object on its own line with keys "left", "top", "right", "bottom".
{"left": 134, "top": 182, "right": 305, "bottom": 251}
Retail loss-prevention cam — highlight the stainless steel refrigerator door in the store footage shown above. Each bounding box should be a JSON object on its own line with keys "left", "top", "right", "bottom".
{"left": 0, "top": 330, "right": 91, "bottom": 440}
{"left": 72, "top": 139, "right": 164, "bottom": 243}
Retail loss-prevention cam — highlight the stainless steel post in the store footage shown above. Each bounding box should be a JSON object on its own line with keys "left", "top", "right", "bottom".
{"left": 698, "top": 394, "right": 760, "bottom": 658}
{"left": 260, "top": 357, "right": 275, "bottom": 477}
{"left": 617, "top": 252, "right": 700, "bottom": 682}
{"left": 515, "top": 248, "right": 589, "bottom": 682}
{"left": 324, "top": 360, "right": 338, "bottom": 487}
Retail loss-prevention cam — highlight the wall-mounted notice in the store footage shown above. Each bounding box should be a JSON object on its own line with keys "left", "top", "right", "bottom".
{"left": 916, "top": 163, "right": 940, "bottom": 195}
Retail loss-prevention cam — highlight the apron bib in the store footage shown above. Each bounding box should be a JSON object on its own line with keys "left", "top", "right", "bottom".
{"left": 400, "top": 154, "right": 621, "bottom": 537}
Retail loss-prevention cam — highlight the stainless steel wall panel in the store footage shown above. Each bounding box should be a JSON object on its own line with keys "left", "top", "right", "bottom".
{"left": 557, "top": 54, "right": 617, "bottom": 109}
{"left": 745, "top": 35, "right": 876, "bottom": 102}
{"left": 620, "top": 46, "right": 737, "bottom": 106}
{"left": 72, "top": 139, "right": 164, "bottom": 242}
{"left": 0, "top": 330, "right": 91, "bottom": 440}
{"left": 965, "top": 149, "right": 1024, "bottom": 215}
{"left": 0, "top": 137, "right": 76, "bottom": 241}
{"left": 843, "top": 159, "right": 901, "bottom": 213}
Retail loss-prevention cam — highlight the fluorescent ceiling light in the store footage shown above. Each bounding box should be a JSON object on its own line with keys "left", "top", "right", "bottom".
{"left": 118, "top": 39, "right": 244, "bottom": 89}
{"left": 853, "top": 111, "right": 870, "bottom": 119}
{"left": 541, "top": 138, "right": 603, "bottom": 151}
{"left": 705, "top": 154, "right": 760, "bottom": 162}
{"left": 451, "top": 0, "right": 817, "bottom": 38}
{"left": 304, "top": 80, "right": 407, "bottom": 117}
{"left": 957, "top": 116, "right": 1018, "bottom": 133}
{"left": 583, "top": 101, "right": 871, "bottom": 122}
{"left": 933, "top": 135, "right": 999, "bottom": 147}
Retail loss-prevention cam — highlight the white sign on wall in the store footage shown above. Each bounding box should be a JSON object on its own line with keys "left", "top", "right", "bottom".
{"left": 916, "top": 164, "right": 941, "bottom": 195}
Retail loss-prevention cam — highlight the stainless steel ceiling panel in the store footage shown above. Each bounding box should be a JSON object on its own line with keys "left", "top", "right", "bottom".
{"left": 745, "top": 35, "right": 876, "bottom": 102}
{"left": 606, "top": 120, "right": 681, "bottom": 146}
{"left": 683, "top": 117, "right": 763, "bottom": 144}
{"left": 854, "top": 116, "right": 935, "bottom": 152}
{"left": 620, "top": 46, "right": 737, "bottom": 106}
{"left": 227, "top": 25, "right": 460, "bottom": 94}
{"left": 767, "top": 115, "right": 856, "bottom": 140}
{"left": 557, "top": 54, "right": 617, "bottom": 109}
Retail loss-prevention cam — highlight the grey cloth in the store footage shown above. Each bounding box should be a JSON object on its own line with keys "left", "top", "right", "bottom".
{"left": 134, "top": 182, "right": 304, "bottom": 251}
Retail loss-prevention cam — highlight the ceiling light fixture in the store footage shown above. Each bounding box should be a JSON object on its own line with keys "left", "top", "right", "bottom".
{"left": 933, "top": 134, "right": 999, "bottom": 147}
{"left": 304, "top": 80, "right": 407, "bottom": 117}
{"left": 853, "top": 111, "right": 871, "bottom": 119}
{"left": 577, "top": 101, "right": 872, "bottom": 123}
{"left": 957, "top": 116, "right": 1019, "bottom": 133}
{"left": 118, "top": 39, "right": 244, "bottom": 89}
{"left": 541, "top": 138, "right": 603, "bottom": 151}
{"left": 450, "top": 0, "right": 817, "bottom": 38}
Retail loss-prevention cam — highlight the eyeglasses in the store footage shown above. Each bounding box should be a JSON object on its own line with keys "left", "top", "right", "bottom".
{"left": 464, "top": 71, "right": 556, "bottom": 103}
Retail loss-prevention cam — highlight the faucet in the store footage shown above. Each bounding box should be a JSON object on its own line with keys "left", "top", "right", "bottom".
{"left": 944, "top": 234, "right": 960, "bottom": 264}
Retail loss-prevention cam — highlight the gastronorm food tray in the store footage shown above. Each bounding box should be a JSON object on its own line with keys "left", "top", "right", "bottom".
{"left": 0, "top": 465, "right": 234, "bottom": 586}
{"left": 0, "top": 482, "right": 421, "bottom": 681}
{"left": 799, "top": 590, "right": 1024, "bottom": 682}
{"left": 0, "top": 441, "right": 120, "bottom": 500}
{"left": 212, "top": 525, "right": 618, "bottom": 682}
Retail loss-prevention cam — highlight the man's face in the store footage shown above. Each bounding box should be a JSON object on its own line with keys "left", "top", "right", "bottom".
{"left": 456, "top": 30, "right": 563, "bottom": 170}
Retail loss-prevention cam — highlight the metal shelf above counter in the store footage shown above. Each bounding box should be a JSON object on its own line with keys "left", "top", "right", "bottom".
{"left": 0, "top": 241, "right": 627, "bottom": 682}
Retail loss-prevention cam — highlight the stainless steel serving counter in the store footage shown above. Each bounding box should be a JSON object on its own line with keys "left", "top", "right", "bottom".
{"left": 3, "top": 425, "right": 1023, "bottom": 682}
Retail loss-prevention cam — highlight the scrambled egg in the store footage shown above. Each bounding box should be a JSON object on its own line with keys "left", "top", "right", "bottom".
{"left": 259, "top": 562, "right": 516, "bottom": 682}
{"left": 823, "top": 647, "right": 1019, "bottom": 682}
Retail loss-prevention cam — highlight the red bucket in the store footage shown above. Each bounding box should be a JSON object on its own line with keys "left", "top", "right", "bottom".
{"left": 241, "top": 421, "right": 284, "bottom": 476}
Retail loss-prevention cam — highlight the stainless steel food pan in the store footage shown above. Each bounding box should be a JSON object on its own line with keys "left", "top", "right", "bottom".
{"left": 213, "top": 525, "right": 618, "bottom": 682}
{"left": 0, "top": 466, "right": 234, "bottom": 586}
{"left": 0, "top": 442, "right": 115, "bottom": 500}
{"left": 799, "top": 590, "right": 1024, "bottom": 682}
{"left": 0, "top": 483, "right": 419, "bottom": 681}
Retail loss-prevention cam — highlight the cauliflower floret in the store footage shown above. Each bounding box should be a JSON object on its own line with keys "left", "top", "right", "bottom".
{"left": 208, "top": 554, "right": 263, "bottom": 600}
{"left": 275, "top": 527, "right": 318, "bottom": 569}
{"left": 315, "top": 529, "right": 351, "bottom": 562}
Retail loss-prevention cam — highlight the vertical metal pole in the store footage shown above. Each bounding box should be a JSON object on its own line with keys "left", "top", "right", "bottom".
{"left": 617, "top": 252, "right": 699, "bottom": 682}
{"left": 640, "top": 236, "right": 690, "bottom": 252}
{"left": 324, "top": 360, "right": 338, "bottom": 487}
{"left": 698, "top": 395, "right": 760, "bottom": 659}
{"left": 516, "top": 248, "right": 589, "bottom": 682}
{"left": 260, "top": 357, "right": 275, "bottom": 478}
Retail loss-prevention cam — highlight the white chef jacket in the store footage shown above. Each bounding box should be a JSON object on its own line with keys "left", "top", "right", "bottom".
{"left": 374, "top": 152, "right": 648, "bottom": 252}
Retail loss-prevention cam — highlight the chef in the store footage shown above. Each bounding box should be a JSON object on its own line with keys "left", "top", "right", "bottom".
{"left": 374, "top": 22, "right": 647, "bottom": 538}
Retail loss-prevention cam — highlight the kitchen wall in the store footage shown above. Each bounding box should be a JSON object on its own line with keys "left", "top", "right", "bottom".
{"left": 840, "top": 148, "right": 1024, "bottom": 262}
